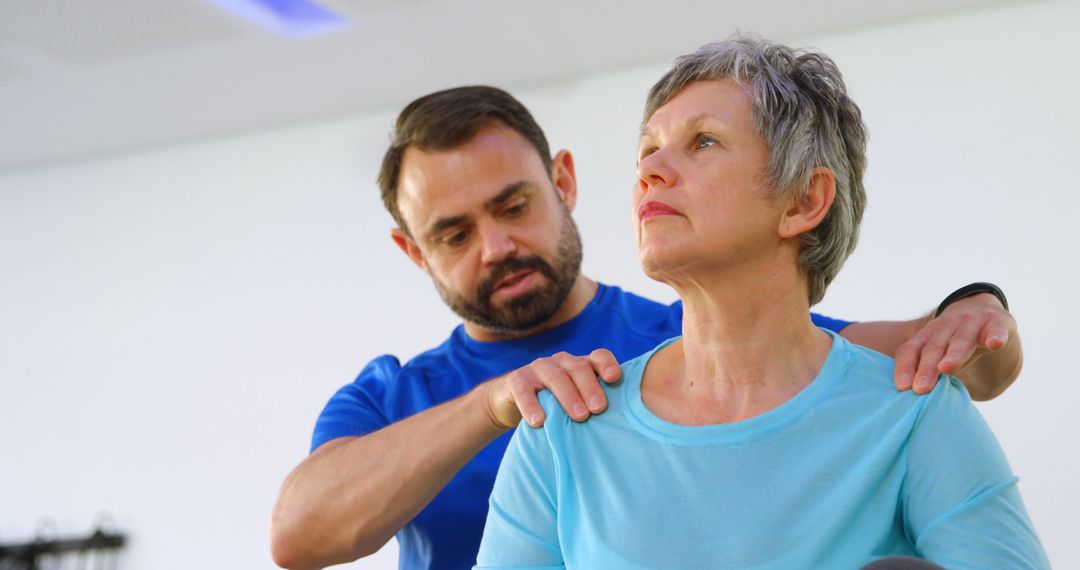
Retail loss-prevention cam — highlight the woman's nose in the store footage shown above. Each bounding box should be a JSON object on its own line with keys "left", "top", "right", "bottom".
{"left": 636, "top": 150, "right": 677, "bottom": 193}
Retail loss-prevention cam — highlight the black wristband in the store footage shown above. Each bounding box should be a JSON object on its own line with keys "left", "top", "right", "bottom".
{"left": 934, "top": 282, "right": 1009, "bottom": 318}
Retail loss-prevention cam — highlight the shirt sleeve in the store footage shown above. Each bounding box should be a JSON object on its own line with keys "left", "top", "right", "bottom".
{"left": 810, "top": 312, "right": 853, "bottom": 332}
{"left": 309, "top": 355, "right": 397, "bottom": 453}
{"left": 903, "top": 376, "right": 1049, "bottom": 569}
{"left": 474, "top": 412, "right": 565, "bottom": 570}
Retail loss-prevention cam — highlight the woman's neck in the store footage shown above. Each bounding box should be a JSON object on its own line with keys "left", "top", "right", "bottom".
{"left": 642, "top": 263, "right": 832, "bottom": 425}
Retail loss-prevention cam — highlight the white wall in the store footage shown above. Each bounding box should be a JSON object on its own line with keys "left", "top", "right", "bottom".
{"left": 1, "top": 1, "right": 1077, "bottom": 567}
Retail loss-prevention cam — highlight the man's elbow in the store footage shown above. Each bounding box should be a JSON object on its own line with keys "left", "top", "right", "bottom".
{"left": 269, "top": 510, "right": 386, "bottom": 569}
{"left": 270, "top": 516, "right": 320, "bottom": 570}
{"left": 270, "top": 539, "right": 382, "bottom": 570}
{"left": 270, "top": 543, "right": 307, "bottom": 569}
{"left": 269, "top": 503, "right": 340, "bottom": 570}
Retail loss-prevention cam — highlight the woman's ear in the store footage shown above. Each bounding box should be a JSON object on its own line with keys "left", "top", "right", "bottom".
{"left": 778, "top": 167, "right": 836, "bottom": 239}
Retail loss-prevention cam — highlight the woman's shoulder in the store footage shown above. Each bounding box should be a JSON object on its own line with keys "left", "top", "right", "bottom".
{"left": 531, "top": 339, "right": 674, "bottom": 437}
{"left": 836, "top": 335, "right": 974, "bottom": 414}
{"left": 840, "top": 336, "right": 897, "bottom": 379}
{"left": 534, "top": 368, "right": 635, "bottom": 429}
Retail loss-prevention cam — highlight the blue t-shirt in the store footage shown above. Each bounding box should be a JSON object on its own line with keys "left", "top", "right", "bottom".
{"left": 475, "top": 332, "right": 1048, "bottom": 570}
{"left": 312, "top": 284, "right": 852, "bottom": 570}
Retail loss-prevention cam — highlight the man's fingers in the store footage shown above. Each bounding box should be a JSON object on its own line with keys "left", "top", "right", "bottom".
{"left": 895, "top": 297, "right": 1016, "bottom": 396}
{"left": 534, "top": 359, "right": 591, "bottom": 422}
{"left": 507, "top": 370, "right": 545, "bottom": 427}
{"left": 913, "top": 329, "right": 951, "bottom": 394}
{"left": 507, "top": 351, "right": 617, "bottom": 427}
{"left": 588, "top": 349, "right": 621, "bottom": 383}
{"left": 981, "top": 316, "right": 1012, "bottom": 352}
{"left": 893, "top": 336, "right": 925, "bottom": 391}
{"left": 937, "top": 323, "right": 980, "bottom": 375}
{"left": 564, "top": 357, "right": 608, "bottom": 415}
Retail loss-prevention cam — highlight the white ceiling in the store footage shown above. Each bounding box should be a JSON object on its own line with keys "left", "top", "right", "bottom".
{"left": 0, "top": 0, "right": 1027, "bottom": 172}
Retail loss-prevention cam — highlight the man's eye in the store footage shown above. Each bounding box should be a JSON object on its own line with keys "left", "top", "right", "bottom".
{"left": 638, "top": 146, "right": 658, "bottom": 161}
{"left": 444, "top": 230, "right": 470, "bottom": 247}
{"left": 695, "top": 135, "right": 717, "bottom": 149}
{"left": 503, "top": 202, "right": 527, "bottom": 218}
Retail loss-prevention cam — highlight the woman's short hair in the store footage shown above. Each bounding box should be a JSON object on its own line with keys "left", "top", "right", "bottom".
{"left": 644, "top": 34, "right": 868, "bottom": 306}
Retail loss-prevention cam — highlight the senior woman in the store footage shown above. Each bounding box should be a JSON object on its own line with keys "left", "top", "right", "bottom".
{"left": 473, "top": 36, "right": 1048, "bottom": 569}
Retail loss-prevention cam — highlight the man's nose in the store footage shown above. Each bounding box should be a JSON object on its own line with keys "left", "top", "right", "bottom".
{"left": 478, "top": 222, "right": 517, "bottom": 265}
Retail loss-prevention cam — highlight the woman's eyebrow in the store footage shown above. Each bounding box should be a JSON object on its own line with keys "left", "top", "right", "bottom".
{"left": 640, "top": 112, "right": 727, "bottom": 140}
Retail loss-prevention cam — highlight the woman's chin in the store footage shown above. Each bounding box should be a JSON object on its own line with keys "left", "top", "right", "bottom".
{"left": 638, "top": 248, "right": 688, "bottom": 283}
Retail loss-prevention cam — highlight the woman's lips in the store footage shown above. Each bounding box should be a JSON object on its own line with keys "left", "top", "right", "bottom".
{"left": 638, "top": 200, "right": 681, "bottom": 222}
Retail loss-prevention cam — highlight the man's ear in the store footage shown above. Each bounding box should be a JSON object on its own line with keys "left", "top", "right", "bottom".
{"left": 391, "top": 227, "right": 428, "bottom": 273}
{"left": 551, "top": 149, "right": 578, "bottom": 213}
{"left": 778, "top": 167, "right": 836, "bottom": 239}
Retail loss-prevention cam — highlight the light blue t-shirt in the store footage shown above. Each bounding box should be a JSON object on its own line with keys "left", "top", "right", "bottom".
{"left": 475, "top": 332, "right": 1048, "bottom": 570}
{"left": 312, "top": 284, "right": 851, "bottom": 570}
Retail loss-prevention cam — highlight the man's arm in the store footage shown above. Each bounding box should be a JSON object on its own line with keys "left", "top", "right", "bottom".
{"left": 838, "top": 292, "right": 1020, "bottom": 401}
{"left": 269, "top": 350, "right": 620, "bottom": 569}
{"left": 270, "top": 384, "right": 507, "bottom": 569}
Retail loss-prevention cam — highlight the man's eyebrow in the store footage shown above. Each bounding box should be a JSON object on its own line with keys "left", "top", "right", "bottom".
{"left": 425, "top": 214, "right": 469, "bottom": 241}
{"left": 423, "top": 181, "right": 531, "bottom": 241}
{"left": 483, "top": 181, "right": 530, "bottom": 211}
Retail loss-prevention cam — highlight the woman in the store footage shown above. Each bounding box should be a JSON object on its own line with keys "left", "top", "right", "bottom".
{"left": 473, "top": 36, "right": 1047, "bottom": 569}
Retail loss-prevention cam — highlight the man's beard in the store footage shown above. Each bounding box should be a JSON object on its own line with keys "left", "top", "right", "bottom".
{"left": 431, "top": 215, "right": 583, "bottom": 336}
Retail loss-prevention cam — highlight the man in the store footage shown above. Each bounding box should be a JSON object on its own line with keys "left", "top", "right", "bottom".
{"left": 270, "top": 86, "right": 1021, "bottom": 570}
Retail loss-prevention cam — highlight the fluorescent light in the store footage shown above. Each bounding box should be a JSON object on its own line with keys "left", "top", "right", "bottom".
{"left": 208, "top": 0, "right": 351, "bottom": 39}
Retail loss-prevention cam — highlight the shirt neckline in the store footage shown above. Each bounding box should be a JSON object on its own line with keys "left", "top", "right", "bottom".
{"left": 623, "top": 328, "right": 852, "bottom": 447}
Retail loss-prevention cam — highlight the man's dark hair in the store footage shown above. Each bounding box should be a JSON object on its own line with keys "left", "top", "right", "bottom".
{"left": 377, "top": 85, "right": 553, "bottom": 235}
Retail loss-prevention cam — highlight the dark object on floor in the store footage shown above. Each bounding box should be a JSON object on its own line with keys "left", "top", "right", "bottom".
{"left": 861, "top": 556, "right": 947, "bottom": 570}
{"left": 0, "top": 527, "right": 126, "bottom": 570}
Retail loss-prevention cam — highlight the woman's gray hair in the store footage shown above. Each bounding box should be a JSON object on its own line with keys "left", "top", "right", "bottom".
{"left": 643, "top": 34, "right": 868, "bottom": 306}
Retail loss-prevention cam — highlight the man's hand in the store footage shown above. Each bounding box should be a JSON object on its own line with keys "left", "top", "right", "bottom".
{"left": 894, "top": 292, "right": 1016, "bottom": 395}
{"left": 485, "top": 349, "right": 622, "bottom": 429}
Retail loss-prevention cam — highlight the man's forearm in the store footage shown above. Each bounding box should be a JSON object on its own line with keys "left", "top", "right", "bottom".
{"left": 839, "top": 298, "right": 1022, "bottom": 401}
{"left": 270, "top": 381, "right": 509, "bottom": 570}
{"left": 887, "top": 311, "right": 1023, "bottom": 400}
{"left": 955, "top": 332, "right": 1022, "bottom": 401}
{"left": 836, "top": 319, "right": 918, "bottom": 359}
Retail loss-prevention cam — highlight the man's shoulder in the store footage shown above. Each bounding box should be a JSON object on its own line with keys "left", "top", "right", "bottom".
{"left": 593, "top": 284, "right": 682, "bottom": 340}
{"left": 600, "top": 284, "right": 679, "bottom": 314}
{"left": 353, "top": 330, "right": 462, "bottom": 386}
{"left": 310, "top": 330, "right": 466, "bottom": 451}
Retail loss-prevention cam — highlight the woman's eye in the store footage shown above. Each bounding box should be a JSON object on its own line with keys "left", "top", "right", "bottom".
{"left": 695, "top": 135, "right": 717, "bottom": 149}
